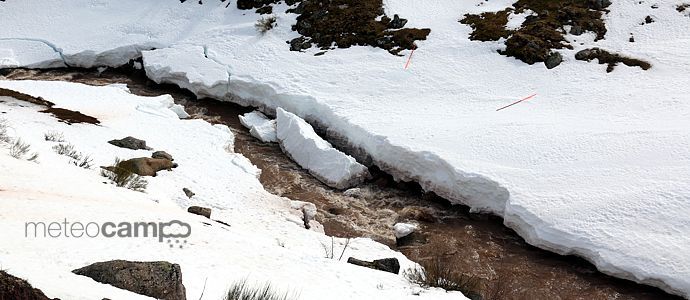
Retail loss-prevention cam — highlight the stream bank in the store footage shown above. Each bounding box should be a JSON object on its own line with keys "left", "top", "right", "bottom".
{"left": 1, "top": 67, "right": 681, "bottom": 300}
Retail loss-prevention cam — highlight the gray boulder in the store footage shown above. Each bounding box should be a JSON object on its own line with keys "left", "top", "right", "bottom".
{"left": 389, "top": 14, "right": 408, "bottom": 29}
{"left": 72, "top": 260, "right": 186, "bottom": 300}
{"left": 108, "top": 136, "right": 152, "bottom": 150}
{"left": 545, "top": 52, "right": 563, "bottom": 69}
{"left": 183, "top": 188, "right": 195, "bottom": 199}
{"left": 347, "top": 257, "right": 400, "bottom": 274}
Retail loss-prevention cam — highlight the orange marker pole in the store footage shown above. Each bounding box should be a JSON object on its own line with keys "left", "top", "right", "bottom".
{"left": 404, "top": 45, "right": 416, "bottom": 70}
{"left": 496, "top": 93, "right": 537, "bottom": 111}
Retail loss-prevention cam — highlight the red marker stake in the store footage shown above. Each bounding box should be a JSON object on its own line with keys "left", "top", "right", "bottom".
{"left": 496, "top": 93, "right": 537, "bottom": 111}
{"left": 404, "top": 45, "right": 416, "bottom": 70}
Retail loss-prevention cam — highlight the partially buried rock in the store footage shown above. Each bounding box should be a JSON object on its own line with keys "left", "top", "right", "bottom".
{"left": 108, "top": 136, "right": 152, "bottom": 150}
{"left": 152, "top": 151, "right": 174, "bottom": 161}
{"left": 347, "top": 257, "right": 400, "bottom": 274}
{"left": 183, "top": 188, "right": 195, "bottom": 199}
{"left": 188, "top": 206, "right": 212, "bottom": 218}
{"left": 72, "top": 260, "right": 186, "bottom": 300}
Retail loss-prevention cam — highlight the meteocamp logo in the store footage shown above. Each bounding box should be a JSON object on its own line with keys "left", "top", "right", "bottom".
{"left": 24, "top": 219, "right": 191, "bottom": 248}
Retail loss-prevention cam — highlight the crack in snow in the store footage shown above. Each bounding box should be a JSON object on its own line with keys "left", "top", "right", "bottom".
{"left": 0, "top": 37, "right": 69, "bottom": 67}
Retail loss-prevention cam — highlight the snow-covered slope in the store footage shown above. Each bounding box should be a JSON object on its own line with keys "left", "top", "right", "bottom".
{"left": 1, "top": 0, "right": 689, "bottom": 297}
{"left": 0, "top": 80, "right": 463, "bottom": 300}
{"left": 276, "top": 108, "right": 369, "bottom": 189}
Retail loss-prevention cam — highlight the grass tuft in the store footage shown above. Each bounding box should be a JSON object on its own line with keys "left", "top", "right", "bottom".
{"left": 225, "top": 278, "right": 298, "bottom": 300}
{"left": 255, "top": 15, "right": 277, "bottom": 34}
{"left": 405, "top": 258, "right": 480, "bottom": 295}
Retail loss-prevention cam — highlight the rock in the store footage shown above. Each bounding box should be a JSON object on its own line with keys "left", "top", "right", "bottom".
{"left": 644, "top": 15, "right": 654, "bottom": 24}
{"left": 389, "top": 14, "right": 408, "bottom": 29}
{"left": 188, "top": 206, "right": 212, "bottom": 218}
{"left": 0, "top": 270, "right": 54, "bottom": 300}
{"left": 108, "top": 136, "right": 152, "bottom": 150}
{"left": 152, "top": 151, "right": 174, "bottom": 161}
{"left": 590, "top": 0, "right": 612, "bottom": 9}
{"left": 569, "top": 25, "right": 583, "bottom": 36}
{"left": 575, "top": 48, "right": 598, "bottom": 60}
{"left": 289, "top": 37, "right": 311, "bottom": 51}
{"left": 183, "top": 188, "right": 195, "bottom": 199}
{"left": 544, "top": 52, "right": 563, "bottom": 69}
{"left": 72, "top": 260, "right": 186, "bottom": 300}
{"left": 103, "top": 157, "right": 178, "bottom": 177}
{"left": 347, "top": 257, "right": 400, "bottom": 274}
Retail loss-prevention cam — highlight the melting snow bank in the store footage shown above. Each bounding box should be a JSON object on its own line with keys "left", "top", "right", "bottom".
{"left": 0, "top": 80, "right": 464, "bottom": 300}
{"left": 239, "top": 111, "right": 278, "bottom": 143}
{"left": 1, "top": 0, "right": 690, "bottom": 297}
{"left": 276, "top": 108, "right": 370, "bottom": 189}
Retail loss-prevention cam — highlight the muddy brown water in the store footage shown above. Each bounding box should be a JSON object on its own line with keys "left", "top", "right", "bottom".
{"left": 1, "top": 67, "right": 681, "bottom": 300}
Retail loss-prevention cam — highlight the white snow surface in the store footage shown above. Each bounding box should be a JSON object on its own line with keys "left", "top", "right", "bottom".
{"left": 239, "top": 111, "right": 278, "bottom": 143}
{"left": 276, "top": 108, "right": 370, "bottom": 190}
{"left": 393, "top": 223, "right": 418, "bottom": 239}
{"left": 1, "top": 0, "right": 689, "bottom": 297}
{"left": 0, "top": 80, "right": 463, "bottom": 300}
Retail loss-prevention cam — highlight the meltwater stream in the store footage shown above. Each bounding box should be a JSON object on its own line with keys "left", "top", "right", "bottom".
{"left": 1, "top": 67, "right": 681, "bottom": 300}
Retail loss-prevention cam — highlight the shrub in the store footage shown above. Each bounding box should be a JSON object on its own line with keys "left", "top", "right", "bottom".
{"left": 100, "top": 158, "right": 148, "bottom": 192}
{"left": 9, "top": 138, "right": 38, "bottom": 161}
{"left": 70, "top": 155, "right": 93, "bottom": 169}
{"left": 255, "top": 16, "right": 277, "bottom": 34}
{"left": 52, "top": 143, "right": 77, "bottom": 157}
{"left": 404, "top": 258, "right": 480, "bottom": 295}
{"left": 44, "top": 131, "right": 65, "bottom": 142}
{"left": 225, "top": 278, "right": 297, "bottom": 300}
{"left": 52, "top": 143, "right": 92, "bottom": 169}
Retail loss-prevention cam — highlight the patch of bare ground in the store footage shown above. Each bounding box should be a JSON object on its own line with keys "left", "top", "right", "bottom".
{"left": 0, "top": 66, "right": 682, "bottom": 300}
{"left": 0, "top": 86, "right": 99, "bottom": 125}
{"left": 236, "top": 0, "right": 430, "bottom": 55}
{"left": 461, "top": 0, "right": 622, "bottom": 69}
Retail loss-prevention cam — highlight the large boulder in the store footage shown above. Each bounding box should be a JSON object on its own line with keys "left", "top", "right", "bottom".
{"left": 108, "top": 136, "right": 152, "bottom": 150}
{"left": 72, "top": 260, "right": 186, "bottom": 300}
{"left": 0, "top": 270, "right": 54, "bottom": 300}
{"left": 102, "top": 157, "right": 178, "bottom": 177}
{"left": 347, "top": 257, "right": 400, "bottom": 274}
